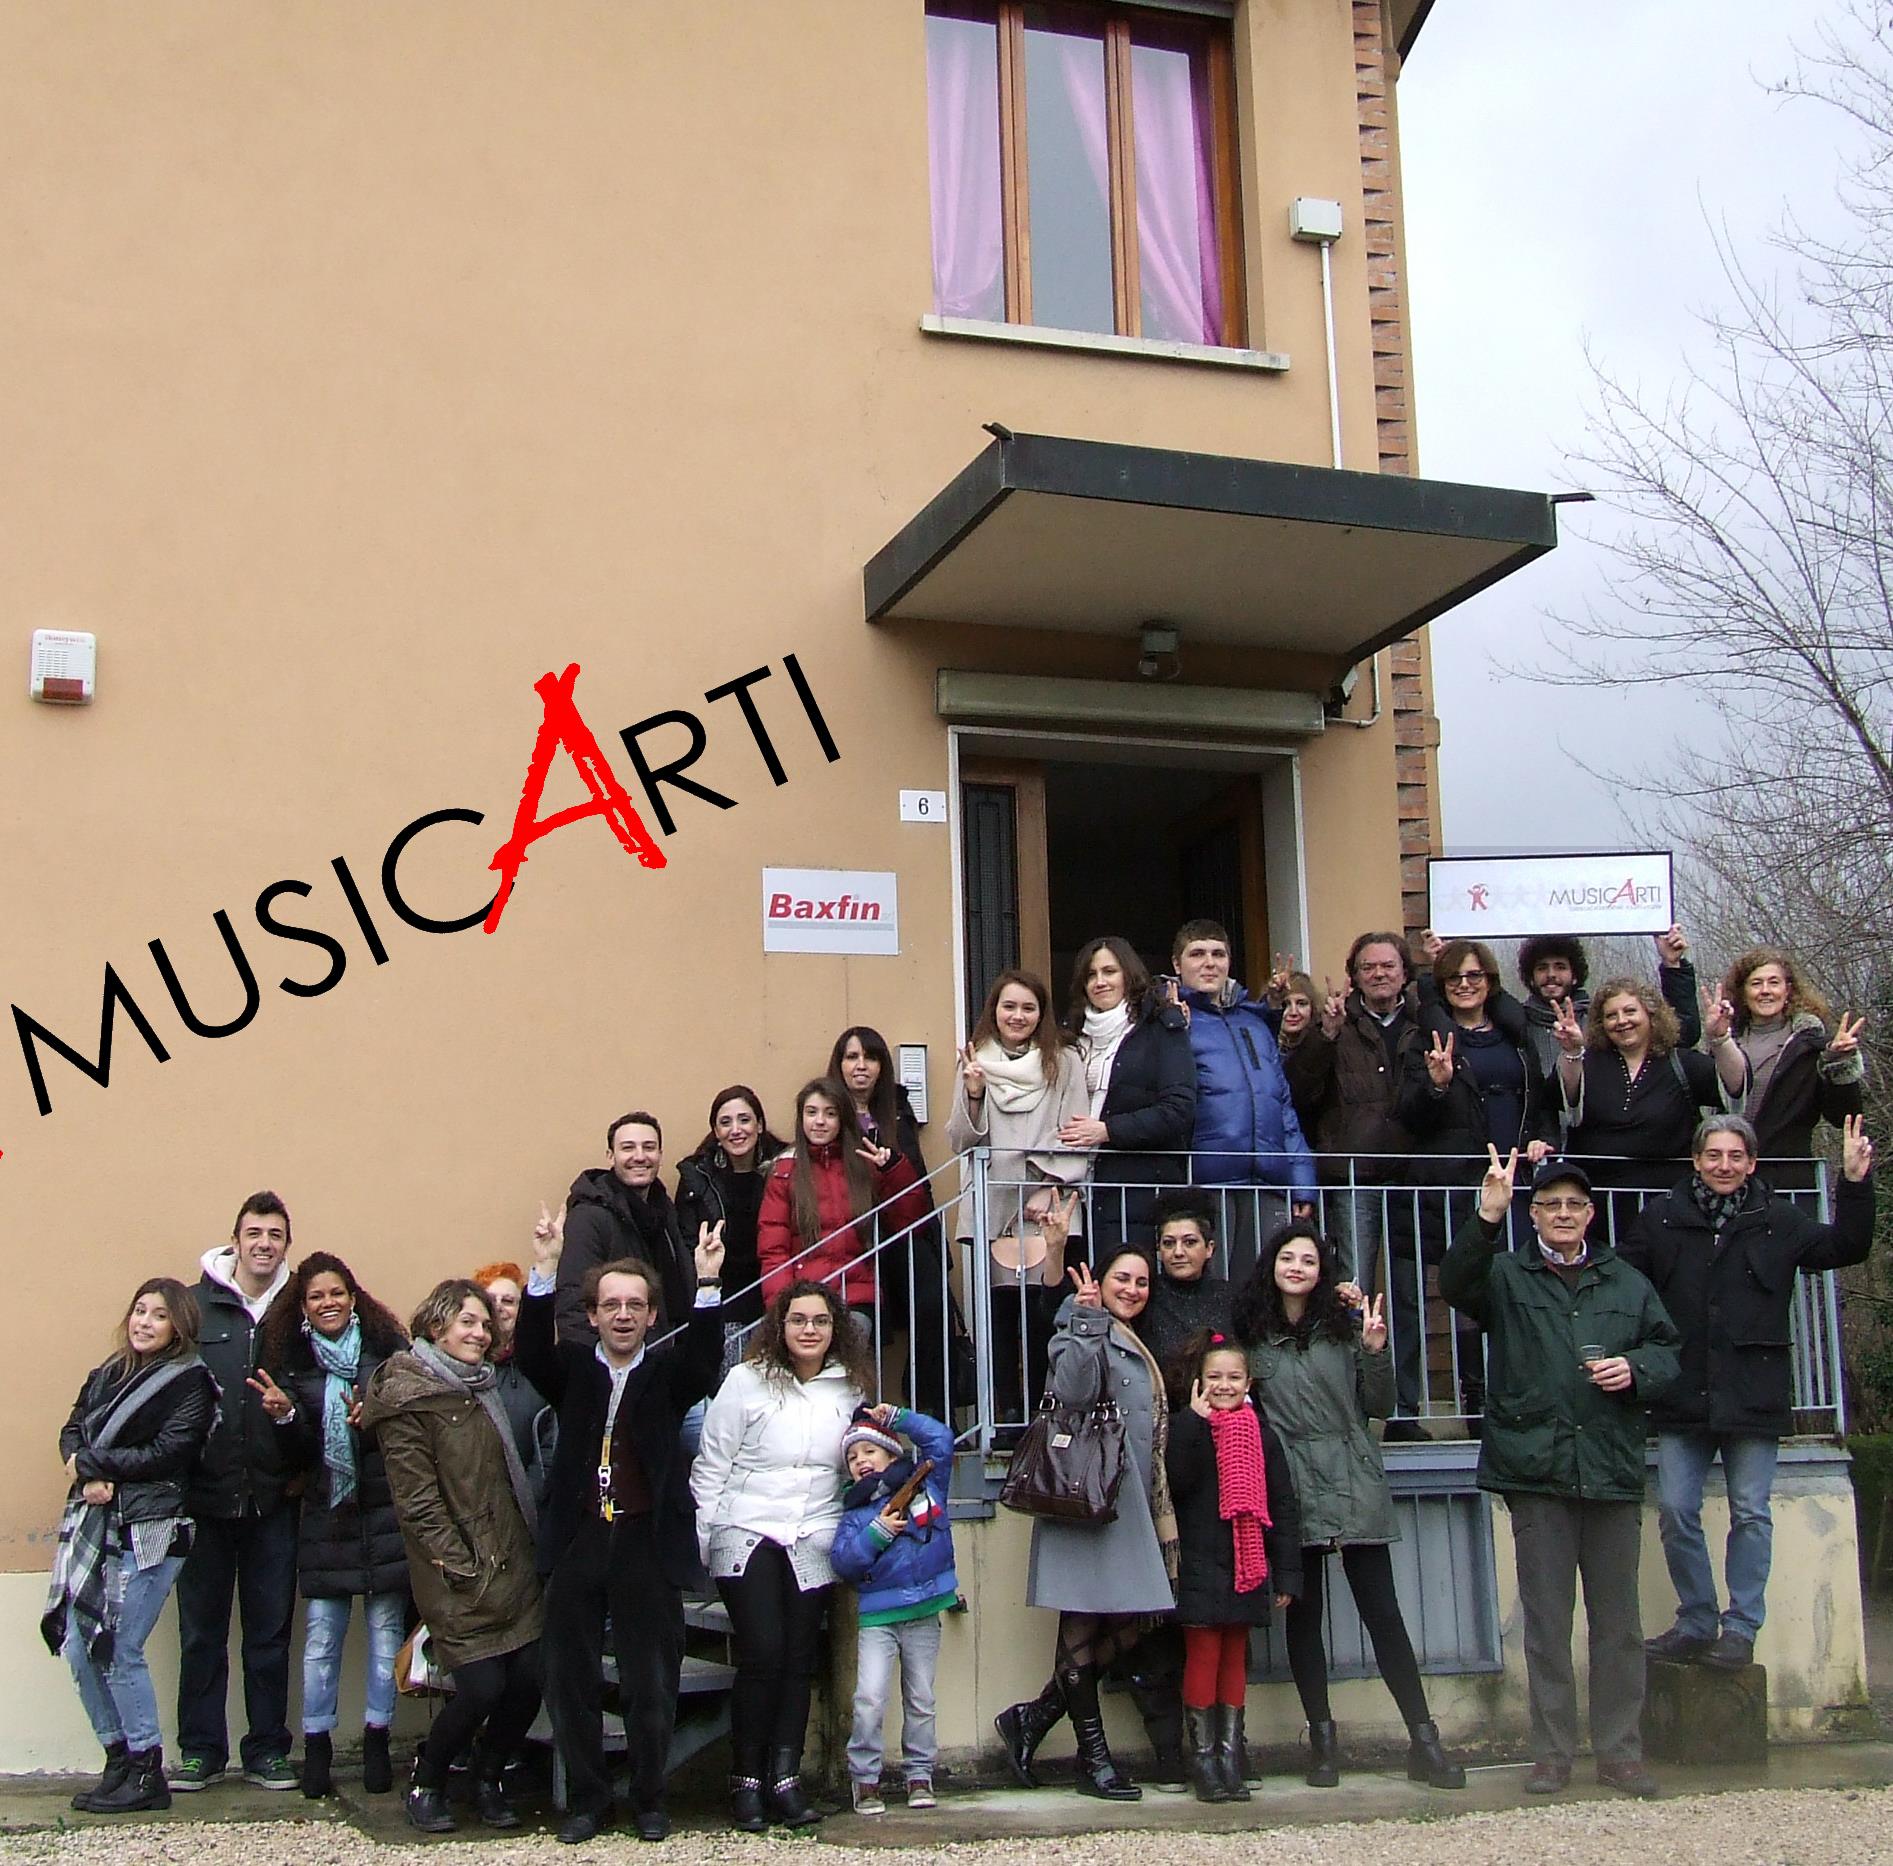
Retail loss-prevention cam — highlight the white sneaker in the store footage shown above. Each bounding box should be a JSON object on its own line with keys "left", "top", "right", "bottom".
{"left": 851, "top": 1780, "right": 887, "bottom": 1817}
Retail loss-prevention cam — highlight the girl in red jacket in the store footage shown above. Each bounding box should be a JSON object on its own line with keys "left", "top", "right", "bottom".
{"left": 759, "top": 1078, "right": 926, "bottom": 1322}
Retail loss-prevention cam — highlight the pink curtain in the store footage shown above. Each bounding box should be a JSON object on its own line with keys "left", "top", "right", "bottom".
{"left": 927, "top": 18, "right": 1005, "bottom": 321}
{"left": 1132, "top": 44, "right": 1222, "bottom": 345}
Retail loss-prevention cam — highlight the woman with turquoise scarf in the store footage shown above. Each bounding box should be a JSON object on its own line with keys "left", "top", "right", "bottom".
{"left": 256, "top": 1253, "right": 410, "bottom": 1798}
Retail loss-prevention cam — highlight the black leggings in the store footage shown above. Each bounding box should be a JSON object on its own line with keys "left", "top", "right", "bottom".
{"left": 716, "top": 1540, "right": 830, "bottom": 1764}
{"left": 417, "top": 1643, "right": 544, "bottom": 1788}
{"left": 1284, "top": 1543, "right": 1430, "bottom": 1727}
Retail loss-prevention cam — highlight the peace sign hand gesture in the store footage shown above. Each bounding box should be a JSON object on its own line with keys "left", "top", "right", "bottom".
{"left": 1843, "top": 1113, "right": 1876, "bottom": 1183}
{"left": 1479, "top": 1144, "right": 1520, "bottom": 1224}
{"left": 1700, "top": 985, "right": 1735, "bottom": 1045}
{"left": 1828, "top": 1012, "right": 1867, "bottom": 1058}
{"left": 1425, "top": 1029, "right": 1456, "bottom": 1088}
{"left": 1320, "top": 978, "right": 1346, "bottom": 1040}
{"left": 856, "top": 1140, "right": 894, "bottom": 1173}
{"left": 695, "top": 1220, "right": 727, "bottom": 1282}
{"left": 246, "top": 1366, "right": 294, "bottom": 1421}
{"left": 1068, "top": 1262, "right": 1103, "bottom": 1308}
{"left": 1551, "top": 995, "right": 1586, "bottom": 1056}
{"left": 532, "top": 1199, "right": 566, "bottom": 1271}
{"left": 1189, "top": 1378, "right": 1214, "bottom": 1420}
{"left": 1265, "top": 952, "right": 1299, "bottom": 1006}
{"left": 961, "top": 1043, "right": 986, "bottom": 1100}
{"left": 1359, "top": 1293, "right": 1388, "bottom": 1354}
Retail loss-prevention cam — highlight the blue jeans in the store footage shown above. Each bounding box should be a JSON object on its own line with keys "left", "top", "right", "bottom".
{"left": 302, "top": 1591, "right": 407, "bottom": 1734}
{"left": 846, "top": 1616, "right": 941, "bottom": 1783}
{"left": 1655, "top": 1431, "right": 1780, "bottom": 1640}
{"left": 66, "top": 1553, "right": 185, "bottom": 1753}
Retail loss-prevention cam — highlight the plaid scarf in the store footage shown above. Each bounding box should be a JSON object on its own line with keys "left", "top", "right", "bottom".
{"left": 1690, "top": 1173, "right": 1745, "bottom": 1235}
{"left": 1207, "top": 1400, "right": 1272, "bottom": 1594}
{"left": 41, "top": 1357, "right": 200, "bottom": 1666}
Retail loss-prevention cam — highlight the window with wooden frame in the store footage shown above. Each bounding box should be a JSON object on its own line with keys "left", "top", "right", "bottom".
{"left": 924, "top": 0, "right": 1246, "bottom": 348}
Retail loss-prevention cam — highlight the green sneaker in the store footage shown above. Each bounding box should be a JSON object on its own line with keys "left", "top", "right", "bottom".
{"left": 166, "top": 1756, "right": 227, "bottom": 1793}
{"left": 243, "top": 1756, "right": 298, "bottom": 1791}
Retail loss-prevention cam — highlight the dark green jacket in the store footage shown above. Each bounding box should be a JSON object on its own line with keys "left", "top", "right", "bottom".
{"left": 1439, "top": 1213, "right": 1681, "bottom": 1503}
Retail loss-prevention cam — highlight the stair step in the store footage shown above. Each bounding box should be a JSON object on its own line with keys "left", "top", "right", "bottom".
{"left": 683, "top": 1596, "right": 731, "bottom": 1634}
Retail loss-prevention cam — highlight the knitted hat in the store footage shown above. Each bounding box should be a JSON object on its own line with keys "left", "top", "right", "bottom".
{"left": 840, "top": 1406, "right": 903, "bottom": 1463}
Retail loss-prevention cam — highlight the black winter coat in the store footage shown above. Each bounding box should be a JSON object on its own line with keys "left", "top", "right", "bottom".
{"left": 1397, "top": 1006, "right": 1553, "bottom": 1175}
{"left": 1618, "top": 1172, "right": 1875, "bottom": 1434}
{"left": 675, "top": 1140, "right": 784, "bottom": 1327}
{"left": 555, "top": 1169, "right": 694, "bottom": 1347}
{"left": 512, "top": 1288, "right": 723, "bottom": 1585}
{"left": 1088, "top": 1003, "right": 1197, "bottom": 1190}
{"left": 60, "top": 1357, "right": 219, "bottom": 1526}
{"left": 1279, "top": 990, "right": 1422, "bottom": 1177}
{"left": 1741, "top": 1017, "right": 1865, "bottom": 1175}
{"left": 1165, "top": 1405, "right": 1303, "bottom": 1625}
{"left": 275, "top": 1325, "right": 411, "bottom": 1599}
{"left": 186, "top": 1269, "right": 297, "bottom": 1520}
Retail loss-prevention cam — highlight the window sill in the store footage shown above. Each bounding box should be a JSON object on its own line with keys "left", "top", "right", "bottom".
{"left": 920, "top": 313, "right": 1289, "bottom": 373}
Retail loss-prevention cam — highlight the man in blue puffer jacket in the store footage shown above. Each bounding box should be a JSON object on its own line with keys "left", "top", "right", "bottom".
{"left": 1173, "top": 919, "right": 1317, "bottom": 1280}
{"left": 829, "top": 1404, "right": 958, "bottom": 1816}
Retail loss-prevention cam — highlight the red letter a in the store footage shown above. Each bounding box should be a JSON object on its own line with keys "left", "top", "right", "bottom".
{"left": 485, "top": 664, "right": 667, "bottom": 933}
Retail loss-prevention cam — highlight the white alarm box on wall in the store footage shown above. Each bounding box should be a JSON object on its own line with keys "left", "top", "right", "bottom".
{"left": 30, "top": 630, "right": 96, "bottom": 704}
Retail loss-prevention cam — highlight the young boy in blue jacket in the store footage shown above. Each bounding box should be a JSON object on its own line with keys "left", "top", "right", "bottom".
{"left": 829, "top": 1403, "right": 958, "bottom": 1816}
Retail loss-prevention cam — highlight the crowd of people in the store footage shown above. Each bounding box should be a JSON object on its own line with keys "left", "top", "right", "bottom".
{"left": 40, "top": 917, "right": 1879, "bottom": 1835}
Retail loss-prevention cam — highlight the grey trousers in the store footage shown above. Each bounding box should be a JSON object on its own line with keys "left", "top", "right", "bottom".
{"left": 1507, "top": 1492, "right": 1645, "bottom": 1766}
{"left": 846, "top": 1616, "right": 942, "bottom": 1783}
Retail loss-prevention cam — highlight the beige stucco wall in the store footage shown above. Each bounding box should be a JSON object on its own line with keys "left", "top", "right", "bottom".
{"left": 0, "top": 3, "right": 1411, "bottom": 1583}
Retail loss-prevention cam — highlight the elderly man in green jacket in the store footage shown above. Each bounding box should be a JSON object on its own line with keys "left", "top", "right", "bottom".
{"left": 1441, "top": 1148, "right": 1681, "bottom": 1800}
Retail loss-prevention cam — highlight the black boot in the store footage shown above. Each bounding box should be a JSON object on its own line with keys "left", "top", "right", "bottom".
{"left": 1127, "top": 1667, "right": 1186, "bottom": 1790}
{"left": 71, "top": 1741, "right": 131, "bottom": 1812}
{"left": 729, "top": 1774, "right": 768, "bottom": 1834}
{"left": 1305, "top": 1719, "right": 1340, "bottom": 1788}
{"left": 1405, "top": 1719, "right": 1466, "bottom": 1789}
{"left": 88, "top": 1747, "right": 170, "bottom": 1814}
{"left": 300, "top": 1733, "right": 332, "bottom": 1800}
{"left": 1213, "top": 1706, "right": 1253, "bottom": 1803}
{"left": 994, "top": 1678, "right": 1065, "bottom": 1789}
{"left": 361, "top": 1726, "right": 393, "bottom": 1795}
{"left": 1181, "top": 1708, "right": 1228, "bottom": 1804}
{"left": 474, "top": 1774, "right": 521, "bottom": 1829}
{"left": 765, "top": 1747, "right": 822, "bottom": 1828}
{"left": 405, "top": 1768, "right": 457, "bottom": 1835}
{"left": 1062, "top": 1665, "right": 1140, "bottom": 1802}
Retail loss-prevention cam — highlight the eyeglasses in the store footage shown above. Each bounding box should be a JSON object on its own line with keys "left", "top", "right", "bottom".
{"left": 1446, "top": 970, "right": 1491, "bottom": 985}
{"left": 595, "top": 1298, "right": 651, "bottom": 1316}
{"left": 1530, "top": 1197, "right": 1592, "bottom": 1214}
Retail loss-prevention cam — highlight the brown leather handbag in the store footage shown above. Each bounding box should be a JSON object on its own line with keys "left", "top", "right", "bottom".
{"left": 998, "top": 1394, "right": 1128, "bottom": 1525}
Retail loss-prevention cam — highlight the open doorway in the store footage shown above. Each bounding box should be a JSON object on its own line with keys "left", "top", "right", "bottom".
{"left": 960, "top": 747, "right": 1285, "bottom": 1021}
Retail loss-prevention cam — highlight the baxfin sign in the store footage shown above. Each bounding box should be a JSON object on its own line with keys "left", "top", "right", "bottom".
{"left": 1426, "top": 851, "right": 1673, "bottom": 938}
{"left": 762, "top": 868, "right": 899, "bottom": 956}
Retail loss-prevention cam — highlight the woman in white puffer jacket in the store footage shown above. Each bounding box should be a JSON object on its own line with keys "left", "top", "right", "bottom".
{"left": 692, "top": 1280, "right": 876, "bottom": 1833}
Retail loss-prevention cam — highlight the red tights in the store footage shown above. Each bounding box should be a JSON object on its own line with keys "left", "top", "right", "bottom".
{"left": 1181, "top": 1624, "right": 1249, "bottom": 1708}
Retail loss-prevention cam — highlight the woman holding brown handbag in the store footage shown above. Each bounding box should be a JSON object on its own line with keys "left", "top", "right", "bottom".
{"left": 995, "top": 1246, "right": 1176, "bottom": 1803}
{"left": 948, "top": 969, "right": 1092, "bottom": 1423}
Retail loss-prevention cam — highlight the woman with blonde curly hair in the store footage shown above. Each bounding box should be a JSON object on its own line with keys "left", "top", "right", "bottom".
{"left": 1719, "top": 948, "right": 1866, "bottom": 1185}
{"left": 1550, "top": 975, "right": 1748, "bottom": 1242}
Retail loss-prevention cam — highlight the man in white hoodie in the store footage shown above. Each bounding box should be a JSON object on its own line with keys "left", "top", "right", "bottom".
{"left": 169, "top": 1192, "right": 300, "bottom": 1794}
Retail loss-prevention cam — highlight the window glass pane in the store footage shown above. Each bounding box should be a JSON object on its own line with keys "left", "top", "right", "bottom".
{"left": 1130, "top": 25, "right": 1222, "bottom": 344}
{"left": 1022, "top": 7, "right": 1113, "bottom": 335}
{"left": 926, "top": 7, "right": 1006, "bottom": 322}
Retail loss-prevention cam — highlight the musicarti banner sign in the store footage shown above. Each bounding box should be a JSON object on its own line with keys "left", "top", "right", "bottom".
{"left": 1426, "top": 852, "right": 1674, "bottom": 939}
{"left": 761, "top": 867, "right": 899, "bottom": 955}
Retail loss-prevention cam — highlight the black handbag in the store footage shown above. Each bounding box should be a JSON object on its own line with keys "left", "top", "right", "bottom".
{"left": 998, "top": 1394, "right": 1127, "bottom": 1525}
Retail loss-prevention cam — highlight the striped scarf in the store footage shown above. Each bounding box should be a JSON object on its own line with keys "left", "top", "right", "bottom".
{"left": 1207, "top": 1399, "right": 1272, "bottom": 1594}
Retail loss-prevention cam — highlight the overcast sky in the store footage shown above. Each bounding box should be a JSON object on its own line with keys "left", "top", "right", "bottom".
{"left": 1399, "top": 0, "right": 1866, "bottom": 855}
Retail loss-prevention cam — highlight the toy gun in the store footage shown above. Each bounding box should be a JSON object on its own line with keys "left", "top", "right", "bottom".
{"left": 882, "top": 1458, "right": 936, "bottom": 1525}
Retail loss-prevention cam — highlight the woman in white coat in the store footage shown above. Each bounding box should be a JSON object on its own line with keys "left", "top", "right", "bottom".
{"left": 692, "top": 1281, "right": 875, "bottom": 1832}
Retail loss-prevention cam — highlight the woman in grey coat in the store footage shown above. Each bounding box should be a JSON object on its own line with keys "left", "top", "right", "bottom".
{"left": 1233, "top": 1221, "right": 1464, "bottom": 1793}
{"left": 996, "top": 1245, "right": 1176, "bottom": 1802}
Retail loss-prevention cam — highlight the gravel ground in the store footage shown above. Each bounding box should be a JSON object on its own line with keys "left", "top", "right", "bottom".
{"left": 7, "top": 1790, "right": 1893, "bottom": 1866}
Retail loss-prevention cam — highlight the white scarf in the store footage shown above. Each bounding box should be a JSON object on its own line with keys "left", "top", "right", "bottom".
{"left": 1079, "top": 1001, "right": 1133, "bottom": 1115}
{"left": 976, "top": 1038, "right": 1052, "bottom": 1116}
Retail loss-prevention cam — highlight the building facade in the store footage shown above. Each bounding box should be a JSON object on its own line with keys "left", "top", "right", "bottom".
{"left": 0, "top": 1, "right": 1864, "bottom": 1771}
